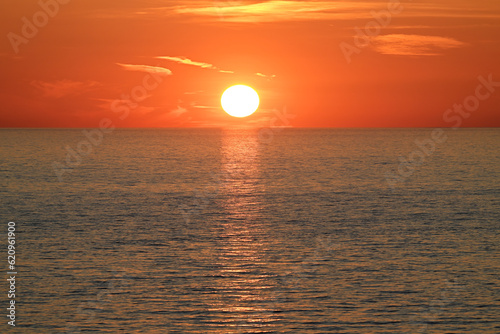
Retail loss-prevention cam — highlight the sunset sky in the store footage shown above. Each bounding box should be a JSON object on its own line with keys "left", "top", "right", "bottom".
{"left": 1, "top": 0, "right": 499, "bottom": 127}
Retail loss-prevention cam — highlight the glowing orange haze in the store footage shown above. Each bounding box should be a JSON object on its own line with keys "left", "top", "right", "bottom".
{"left": 0, "top": 0, "right": 499, "bottom": 128}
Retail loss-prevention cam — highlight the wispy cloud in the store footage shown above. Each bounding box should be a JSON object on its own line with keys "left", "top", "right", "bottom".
{"left": 83, "top": 1, "right": 500, "bottom": 24}
{"left": 256, "top": 72, "right": 276, "bottom": 79}
{"left": 191, "top": 105, "right": 216, "bottom": 109}
{"left": 169, "top": 105, "right": 188, "bottom": 118}
{"left": 372, "top": 34, "right": 467, "bottom": 56}
{"left": 31, "top": 80, "right": 100, "bottom": 99}
{"left": 157, "top": 56, "right": 215, "bottom": 69}
{"left": 156, "top": 56, "right": 233, "bottom": 73}
{"left": 174, "top": 1, "right": 374, "bottom": 22}
{"left": 117, "top": 63, "right": 173, "bottom": 75}
{"left": 157, "top": 55, "right": 276, "bottom": 78}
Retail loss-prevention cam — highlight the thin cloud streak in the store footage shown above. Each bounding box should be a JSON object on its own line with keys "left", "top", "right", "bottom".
{"left": 192, "top": 105, "right": 215, "bottom": 109}
{"left": 81, "top": 1, "right": 500, "bottom": 24}
{"left": 31, "top": 80, "right": 101, "bottom": 99}
{"left": 174, "top": 1, "right": 374, "bottom": 22}
{"left": 116, "top": 63, "right": 173, "bottom": 75}
{"left": 372, "top": 34, "right": 467, "bottom": 56}
{"left": 157, "top": 56, "right": 275, "bottom": 77}
{"left": 169, "top": 105, "right": 188, "bottom": 118}
{"left": 157, "top": 56, "right": 234, "bottom": 73}
{"left": 256, "top": 72, "right": 276, "bottom": 79}
{"left": 172, "top": 1, "right": 500, "bottom": 22}
{"left": 157, "top": 56, "right": 216, "bottom": 69}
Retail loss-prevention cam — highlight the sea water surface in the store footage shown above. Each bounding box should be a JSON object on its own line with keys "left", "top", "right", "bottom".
{"left": 0, "top": 128, "right": 499, "bottom": 333}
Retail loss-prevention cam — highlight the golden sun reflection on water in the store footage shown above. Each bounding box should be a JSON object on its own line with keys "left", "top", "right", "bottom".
{"left": 205, "top": 129, "right": 281, "bottom": 332}
{"left": 219, "top": 129, "right": 263, "bottom": 220}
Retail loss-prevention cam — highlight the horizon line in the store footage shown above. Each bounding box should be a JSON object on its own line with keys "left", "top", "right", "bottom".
{"left": 1, "top": 126, "right": 499, "bottom": 130}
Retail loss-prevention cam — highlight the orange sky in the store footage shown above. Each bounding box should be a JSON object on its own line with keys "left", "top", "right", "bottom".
{"left": 1, "top": 0, "right": 499, "bottom": 128}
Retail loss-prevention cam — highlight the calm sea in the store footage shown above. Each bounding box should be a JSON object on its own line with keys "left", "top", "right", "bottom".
{"left": 0, "top": 128, "right": 499, "bottom": 333}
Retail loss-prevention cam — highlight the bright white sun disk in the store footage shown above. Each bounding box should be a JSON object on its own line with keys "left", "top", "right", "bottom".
{"left": 221, "top": 85, "right": 259, "bottom": 118}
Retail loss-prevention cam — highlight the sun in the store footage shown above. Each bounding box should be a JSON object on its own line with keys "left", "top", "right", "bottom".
{"left": 221, "top": 85, "right": 260, "bottom": 118}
